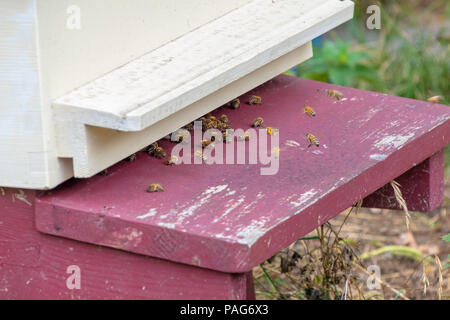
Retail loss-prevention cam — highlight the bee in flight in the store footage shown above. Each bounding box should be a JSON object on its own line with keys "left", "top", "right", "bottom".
{"left": 247, "top": 95, "right": 263, "bottom": 105}
{"left": 326, "top": 89, "right": 344, "bottom": 101}
{"left": 306, "top": 133, "right": 320, "bottom": 148}
{"left": 304, "top": 106, "right": 316, "bottom": 117}
{"left": 147, "top": 184, "right": 164, "bottom": 193}
{"left": 252, "top": 117, "right": 264, "bottom": 128}
{"left": 427, "top": 96, "right": 443, "bottom": 104}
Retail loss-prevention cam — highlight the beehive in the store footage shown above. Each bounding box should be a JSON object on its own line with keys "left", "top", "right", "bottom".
{"left": 0, "top": 0, "right": 354, "bottom": 189}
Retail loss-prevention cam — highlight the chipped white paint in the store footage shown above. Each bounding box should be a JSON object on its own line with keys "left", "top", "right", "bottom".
{"left": 285, "top": 140, "right": 300, "bottom": 147}
{"left": 235, "top": 218, "right": 270, "bottom": 246}
{"left": 109, "top": 227, "right": 143, "bottom": 248}
{"left": 204, "top": 185, "right": 228, "bottom": 195}
{"left": 137, "top": 208, "right": 158, "bottom": 220}
{"left": 212, "top": 195, "right": 246, "bottom": 223}
{"left": 160, "top": 185, "right": 229, "bottom": 228}
{"left": 156, "top": 222, "right": 176, "bottom": 229}
{"left": 374, "top": 133, "right": 415, "bottom": 151}
{"left": 290, "top": 189, "right": 318, "bottom": 208}
{"left": 370, "top": 154, "right": 388, "bottom": 161}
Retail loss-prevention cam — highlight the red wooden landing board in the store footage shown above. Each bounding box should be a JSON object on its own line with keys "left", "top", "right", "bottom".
{"left": 35, "top": 75, "right": 450, "bottom": 273}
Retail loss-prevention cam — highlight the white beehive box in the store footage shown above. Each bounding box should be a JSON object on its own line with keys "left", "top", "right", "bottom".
{"left": 0, "top": 0, "right": 354, "bottom": 189}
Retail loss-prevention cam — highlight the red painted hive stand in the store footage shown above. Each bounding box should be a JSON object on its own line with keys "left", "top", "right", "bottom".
{"left": 1, "top": 75, "right": 449, "bottom": 299}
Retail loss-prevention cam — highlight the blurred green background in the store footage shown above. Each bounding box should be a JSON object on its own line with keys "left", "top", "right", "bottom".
{"left": 288, "top": 0, "right": 449, "bottom": 174}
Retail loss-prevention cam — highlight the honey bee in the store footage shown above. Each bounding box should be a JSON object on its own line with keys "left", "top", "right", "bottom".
{"left": 147, "top": 184, "right": 164, "bottom": 193}
{"left": 202, "top": 140, "right": 213, "bottom": 149}
{"left": 126, "top": 153, "right": 137, "bottom": 162}
{"left": 147, "top": 142, "right": 166, "bottom": 159}
{"left": 208, "top": 115, "right": 217, "bottom": 122}
{"left": 266, "top": 127, "right": 279, "bottom": 136}
{"left": 184, "top": 122, "right": 194, "bottom": 131}
{"left": 248, "top": 95, "right": 263, "bottom": 105}
{"left": 217, "top": 122, "right": 229, "bottom": 132}
{"left": 220, "top": 114, "right": 229, "bottom": 123}
{"left": 146, "top": 142, "right": 159, "bottom": 154}
{"left": 304, "top": 106, "right": 316, "bottom": 117}
{"left": 154, "top": 147, "right": 167, "bottom": 159}
{"left": 326, "top": 89, "right": 344, "bottom": 101}
{"left": 205, "top": 120, "right": 218, "bottom": 130}
{"left": 427, "top": 96, "right": 443, "bottom": 104}
{"left": 252, "top": 117, "right": 264, "bottom": 127}
{"left": 306, "top": 133, "right": 320, "bottom": 148}
{"left": 227, "top": 98, "right": 241, "bottom": 109}
{"left": 166, "top": 155, "right": 179, "bottom": 166}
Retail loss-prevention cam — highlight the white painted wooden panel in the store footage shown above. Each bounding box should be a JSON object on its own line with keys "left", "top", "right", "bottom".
{"left": 0, "top": 0, "right": 354, "bottom": 189}
{"left": 54, "top": 0, "right": 354, "bottom": 132}
{"left": 0, "top": 0, "right": 253, "bottom": 189}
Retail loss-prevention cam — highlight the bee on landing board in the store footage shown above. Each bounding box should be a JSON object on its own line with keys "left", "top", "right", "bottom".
{"left": 304, "top": 106, "right": 316, "bottom": 117}
{"left": 165, "top": 156, "right": 179, "bottom": 166}
{"left": 326, "top": 89, "right": 344, "bottom": 101}
{"left": 252, "top": 117, "right": 264, "bottom": 128}
{"left": 202, "top": 140, "right": 214, "bottom": 149}
{"left": 306, "top": 133, "right": 320, "bottom": 148}
{"left": 147, "top": 184, "right": 164, "bottom": 193}
{"left": 226, "top": 98, "right": 241, "bottom": 109}
{"left": 220, "top": 114, "right": 229, "bottom": 123}
{"left": 427, "top": 96, "right": 443, "bottom": 104}
{"left": 147, "top": 142, "right": 166, "bottom": 159}
{"left": 126, "top": 153, "right": 137, "bottom": 162}
{"left": 247, "top": 95, "right": 263, "bottom": 105}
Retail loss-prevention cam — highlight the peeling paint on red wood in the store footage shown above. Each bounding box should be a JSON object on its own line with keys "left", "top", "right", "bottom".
{"left": 35, "top": 75, "right": 450, "bottom": 273}
{"left": 363, "top": 150, "right": 445, "bottom": 212}
{"left": 0, "top": 188, "right": 252, "bottom": 300}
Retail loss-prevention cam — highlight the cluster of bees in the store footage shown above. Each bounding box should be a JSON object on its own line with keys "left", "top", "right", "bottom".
{"left": 104, "top": 86, "right": 444, "bottom": 194}
{"left": 144, "top": 89, "right": 348, "bottom": 192}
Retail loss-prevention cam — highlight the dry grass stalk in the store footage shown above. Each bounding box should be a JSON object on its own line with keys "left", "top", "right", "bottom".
{"left": 435, "top": 255, "right": 443, "bottom": 300}
{"left": 0, "top": 187, "right": 5, "bottom": 196}
{"left": 390, "top": 180, "right": 411, "bottom": 229}
{"left": 422, "top": 262, "right": 430, "bottom": 296}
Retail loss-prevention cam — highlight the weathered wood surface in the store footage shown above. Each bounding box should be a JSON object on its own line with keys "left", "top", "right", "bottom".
{"left": 0, "top": 189, "right": 253, "bottom": 300}
{"left": 36, "top": 75, "right": 450, "bottom": 273}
